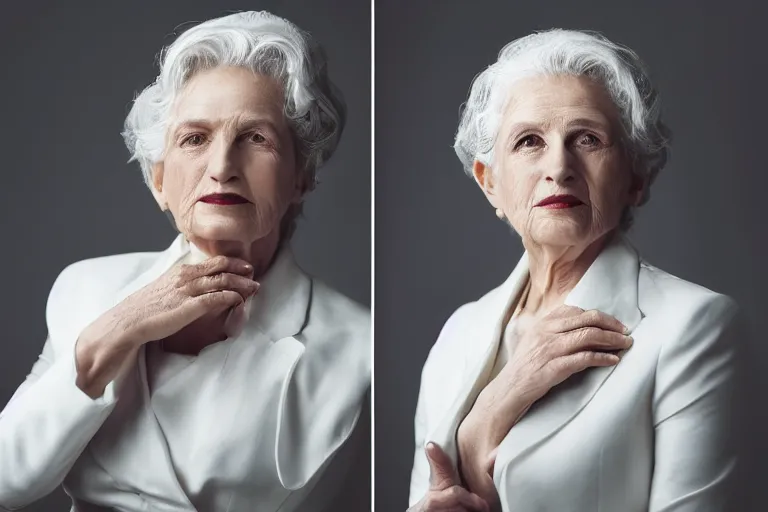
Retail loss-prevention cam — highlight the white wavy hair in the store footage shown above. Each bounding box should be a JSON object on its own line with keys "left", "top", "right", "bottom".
{"left": 122, "top": 10, "right": 346, "bottom": 192}
{"left": 454, "top": 29, "right": 671, "bottom": 227}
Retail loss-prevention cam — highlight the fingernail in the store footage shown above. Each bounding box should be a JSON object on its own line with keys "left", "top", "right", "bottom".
{"left": 244, "top": 264, "right": 253, "bottom": 271}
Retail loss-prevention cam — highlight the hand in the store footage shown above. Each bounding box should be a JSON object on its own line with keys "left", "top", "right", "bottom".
{"left": 457, "top": 307, "right": 631, "bottom": 503}
{"left": 408, "top": 442, "right": 490, "bottom": 512}
{"left": 75, "top": 256, "right": 259, "bottom": 397}
{"left": 113, "top": 255, "right": 258, "bottom": 346}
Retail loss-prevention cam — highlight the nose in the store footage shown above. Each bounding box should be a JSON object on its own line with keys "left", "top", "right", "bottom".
{"left": 205, "top": 135, "right": 240, "bottom": 183}
{"left": 543, "top": 142, "right": 576, "bottom": 185}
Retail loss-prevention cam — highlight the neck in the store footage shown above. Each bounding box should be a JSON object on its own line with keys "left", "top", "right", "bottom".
{"left": 523, "top": 231, "right": 615, "bottom": 316}
{"left": 188, "top": 228, "right": 282, "bottom": 279}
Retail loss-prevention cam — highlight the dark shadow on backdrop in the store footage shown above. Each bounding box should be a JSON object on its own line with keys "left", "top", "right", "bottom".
{"left": 0, "top": 1, "right": 370, "bottom": 510}
{"left": 375, "top": 0, "right": 767, "bottom": 510}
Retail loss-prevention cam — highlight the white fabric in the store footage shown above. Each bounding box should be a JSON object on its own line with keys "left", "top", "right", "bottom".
{"left": 0, "top": 235, "right": 371, "bottom": 512}
{"left": 409, "top": 235, "right": 744, "bottom": 512}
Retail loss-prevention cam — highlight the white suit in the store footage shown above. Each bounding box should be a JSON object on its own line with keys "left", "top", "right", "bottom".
{"left": 0, "top": 235, "right": 371, "bottom": 512}
{"left": 410, "top": 235, "right": 743, "bottom": 511}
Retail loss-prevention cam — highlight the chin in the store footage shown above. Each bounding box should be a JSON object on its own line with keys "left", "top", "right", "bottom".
{"left": 529, "top": 223, "right": 590, "bottom": 248}
{"left": 189, "top": 216, "right": 273, "bottom": 243}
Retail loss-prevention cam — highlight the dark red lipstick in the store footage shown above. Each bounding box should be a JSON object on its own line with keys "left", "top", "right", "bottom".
{"left": 199, "top": 193, "right": 249, "bottom": 205}
{"left": 535, "top": 194, "right": 584, "bottom": 209}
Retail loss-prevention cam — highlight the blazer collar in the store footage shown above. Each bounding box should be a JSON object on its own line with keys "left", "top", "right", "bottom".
{"left": 427, "top": 234, "right": 644, "bottom": 474}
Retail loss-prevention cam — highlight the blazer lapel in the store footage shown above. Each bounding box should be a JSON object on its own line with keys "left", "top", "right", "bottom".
{"left": 493, "top": 235, "right": 643, "bottom": 477}
{"left": 426, "top": 252, "right": 530, "bottom": 469}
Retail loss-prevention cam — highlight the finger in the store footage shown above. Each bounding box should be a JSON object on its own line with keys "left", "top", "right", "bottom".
{"left": 189, "top": 289, "right": 244, "bottom": 317}
{"left": 186, "top": 255, "right": 254, "bottom": 278}
{"left": 146, "top": 289, "right": 244, "bottom": 340}
{"left": 189, "top": 273, "right": 260, "bottom": 301}
{"left": 554, "top": 309, "right": 627, "bottom": 334}
{"left": 424, "top": 486, "right": 489, "bottom": 511}
{"left": 426, "top": 442, "right": 460, "bottom": 491}
{"left": 546, "top": 350, "right": 620, "bottom": 387}
{"left": 457, "top": 489, "right": 491, "bottom": 512}
{"left": 562, "top": 327, "right": 633, "bottom": 354}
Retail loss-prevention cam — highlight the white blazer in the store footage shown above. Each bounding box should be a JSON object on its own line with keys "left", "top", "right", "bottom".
{"left": 0, "top": 235, "right": 371, "bottom": 512}
{"left": 410, "top": 235, "right": 744, "bottom": 511}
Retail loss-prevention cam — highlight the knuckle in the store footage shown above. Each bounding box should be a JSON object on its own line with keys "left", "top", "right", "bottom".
{"left": 211, "top": 255, "right": 229, "bottom": 268}
{"left": 585, "top": 309, "right": 601, "bottom": 322}
{"left": 575, "top": 327, "right": 598, "bottom": 344}
{"left": 219, "top": 273, "right": 237, "bottom": 287}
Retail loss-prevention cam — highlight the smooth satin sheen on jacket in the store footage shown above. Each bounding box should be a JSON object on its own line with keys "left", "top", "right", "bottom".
{"left": 0, "top": 235, "right": 371, "bottom": 511}
{"left": 409, "top": 235, "right": 743, "bottom": 512}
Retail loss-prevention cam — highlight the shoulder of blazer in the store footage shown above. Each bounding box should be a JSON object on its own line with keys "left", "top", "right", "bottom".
{"left": 637, "top": 259, "right": 738, "bottom": 323}
{"left": 45, "top": 251, "right": 161, "bottom": 349}
{"left": 637, "top": 259, "right": 740, "bottom": 371}
{"left": 425, "top": 278, "right": 512, "bottom": 373}
{"left": 302, "top": 278, "right": 371, "bottom": 373}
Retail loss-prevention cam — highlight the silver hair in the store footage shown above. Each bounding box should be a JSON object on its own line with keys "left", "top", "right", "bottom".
{"left": 122, "top": 10, "right": 346, "bottom": 191}
{"left": 454, "top": 29, "right": 671, "bottom": 223}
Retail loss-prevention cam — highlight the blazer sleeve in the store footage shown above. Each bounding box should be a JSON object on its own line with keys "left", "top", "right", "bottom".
{"left": 0, "top": 265, "right": 119, "bottom": 510}
{"left": 409, "top": 354, "right": 433, "bottom": 507}
{"left": 408, "top": 304, "right": 472, "bottom": 507}
{"left": 649, "top": 294, "right": 744, "bottom": 511}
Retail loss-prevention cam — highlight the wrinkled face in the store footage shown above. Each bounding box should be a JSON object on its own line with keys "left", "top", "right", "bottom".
{"left": 152, "top": 66, "right": 302, "bottom": 243}
{"left": 475, "top": 74, "right": 643, "bottom": 250}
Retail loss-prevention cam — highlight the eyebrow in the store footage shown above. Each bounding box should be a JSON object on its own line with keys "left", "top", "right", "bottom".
{"left": 506, "top": 117, "right": 613, "bottom": 138}
{"left": 172, "top": 117, "right": 280, "bottom": 136}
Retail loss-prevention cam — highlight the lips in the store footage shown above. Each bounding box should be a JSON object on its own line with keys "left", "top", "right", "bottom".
{"left": 535, "top": 194, "right": 584, "bottom": 209}
{"left": 199, "top": 193, "right": 250, "bottom": 205}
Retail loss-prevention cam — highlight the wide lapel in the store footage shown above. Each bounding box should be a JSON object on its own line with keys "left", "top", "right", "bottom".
{"left": 426, "top": 251, "right": 530, "bottom": 469}
{"left": 493, "top": 235, "right": 643, "bottom": 478}
{"left": 265, "top": 249, "right": 370, "bottom": 491}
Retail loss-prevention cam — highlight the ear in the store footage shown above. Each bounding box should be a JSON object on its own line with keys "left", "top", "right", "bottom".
{"left": 149, "top": 162, "right": 168, "bottom": 210}
{"left": 628, "top": 171, "right": 648, "bottom": 207}
{"left": 473, "top": 160, "right": 503, "bottom": 210}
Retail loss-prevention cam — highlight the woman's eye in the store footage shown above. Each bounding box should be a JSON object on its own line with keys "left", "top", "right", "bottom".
{"left": 182, "top": 134, "right": 206, "bottom": 147}
{"left": 517, "top": 134, "right": 543, "bottom": 149}
{"left": 250, "top": 132, "right": 267, "bottom": 144}
{"left": 578, "top": 133, "right": 600, "bottom": 146}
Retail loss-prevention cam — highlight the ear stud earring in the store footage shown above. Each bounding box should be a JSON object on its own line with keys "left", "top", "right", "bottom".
{"left": 495, "top": 208, "right": 505, "bottom": 219}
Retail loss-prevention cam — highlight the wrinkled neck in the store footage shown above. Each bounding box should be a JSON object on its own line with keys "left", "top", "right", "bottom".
{"left": 523, "top": 232, "right": 613, "bottom": 316}
{"left": 187, "top": 227, "right": 281, "bottom": 279}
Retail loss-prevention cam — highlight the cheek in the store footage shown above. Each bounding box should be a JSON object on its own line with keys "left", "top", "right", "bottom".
{"left": 245, "top": 156, "right": 298, "bottom": 206}
{"left": 163, "top": 157, "right": 205, "bottom": 210}
{"left": 590, "top": 164, "right": 631, "bottom": 216}
{"left": 498, "top": 167, "right": 536, "bottom": 215}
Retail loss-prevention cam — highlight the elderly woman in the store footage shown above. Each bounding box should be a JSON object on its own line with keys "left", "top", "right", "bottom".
{"left": 408, "top": 30, "right": 743, "bottom": 512}
{"left": 0, "top": 11, "right": 369, "bottom": 512}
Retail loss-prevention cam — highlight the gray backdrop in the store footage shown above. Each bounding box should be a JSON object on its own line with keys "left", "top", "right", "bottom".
{"left": 375, "top": 0, "right": 767, "bottom": 510}
{"left": 0, "top": 1, "right": 369, "bottom": 510}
